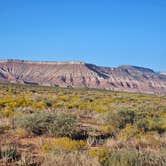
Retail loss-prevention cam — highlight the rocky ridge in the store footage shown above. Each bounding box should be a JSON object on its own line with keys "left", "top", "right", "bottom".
{"left": 0, "top": 59, "right": 166, "bottom": 94}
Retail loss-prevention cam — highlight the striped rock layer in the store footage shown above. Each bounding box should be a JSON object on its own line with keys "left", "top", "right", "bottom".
{"left": 0, "top": 59, "right": 166, "bottom": 94}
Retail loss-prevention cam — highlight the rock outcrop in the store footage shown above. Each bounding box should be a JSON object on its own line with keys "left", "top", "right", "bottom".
{"left": 160, "top": 72, "right": 166, "bottom": 76}
{"left": 0, "top": 59, "right": 166, "bottom": 94}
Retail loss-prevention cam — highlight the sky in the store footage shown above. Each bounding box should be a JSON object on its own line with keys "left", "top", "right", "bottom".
{"left": 0, "top": 0, "right": 165, "bottom": 71}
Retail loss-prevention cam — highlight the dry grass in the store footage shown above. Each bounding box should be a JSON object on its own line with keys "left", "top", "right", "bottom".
{"left": 0, "top": 83, "right": 166, "bottom": 165}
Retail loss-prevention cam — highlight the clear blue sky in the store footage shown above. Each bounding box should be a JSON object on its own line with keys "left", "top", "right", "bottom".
{"left": 0, "top": 0, "right": 165, "bottom": 71}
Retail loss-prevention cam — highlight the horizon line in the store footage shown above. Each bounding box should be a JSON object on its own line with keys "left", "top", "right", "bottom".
{"left": 0, "top": 58, "right": 163, "bottom": 72}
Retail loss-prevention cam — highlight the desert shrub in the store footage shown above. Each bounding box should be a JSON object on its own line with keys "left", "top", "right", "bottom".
{"left": 105, "top": 112, "right": 121, "bottom": 129}
{"left": 118, "top": 124, "right": 139, "bottom": 140}
{"left": 100, "top": 149, "right": 139, "bottom": 166}
{"left": 42, "top": 137, "right": 86, "bottom": 153}
{"left": 44, "top": 99, "right": 53, "bottom": 107}
{"left": 136, "top": 118, "right": 166, "bottom": 133}
{"left": 15, "top": 112, "right": 77, "bottom": 137}
{"left": 136, "top": 118, "right": 150, "bottom": 132}
{"left": 107, "top": 131, "right": 165, "bottom": 150}
{"left": 47, "top": 112, "right": 77, "bottom": 137}
{"left": 138, "top": 131, "right": 163, "bottom": 148}
{"left": 0, "top": 144, "right": 20, "bottom": 162}
{"left": 0, "top": 125, "right": 5, "bottom": 134}
{"left": 42, "top": 151, "right": 100, "bottom": 166}
{"left": 32, "top": 101, "right": 46, "bottom": 109}
{"left": 100, "top": 149, "right": 166, "bottom": 166}
{"left": 89, "top": 147, "right": 107, "bottom": 159}
{"left": 52, "top": 137, "right": 86, "bottom": 151}
{"left": 90, "top": 102, "right": 110, "bottom": 113}
{"left": 16, "top": 152, "right": 41, "bottom": 166}
{"left": 117, "top": 109, "right": 135, "bottom": 128}
{"left": 105, "top": 109, "right": 135, "bottom": 130}
{"left": 14, "top": 128, "right": 29, "bottom": 138}
{"left": 100, "top": 125, "right": 117, "bottom": 136}
{"left": 150, "top": 118, "right": 166, "bottom": 133}
{"left": 15, "top": 112, "right": 48, "bottom": 135}
{"left": 0, "top": 108, "right": 14, "bottom": 118}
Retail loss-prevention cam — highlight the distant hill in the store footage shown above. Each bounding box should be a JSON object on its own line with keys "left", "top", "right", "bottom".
{"left": 0, "top": 59, "right": 166, "bottom": 94}
{"left": 160, "top": 72, "right": 166, "bottom": 76}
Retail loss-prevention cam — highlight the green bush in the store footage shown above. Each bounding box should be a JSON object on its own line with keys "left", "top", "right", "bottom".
{"left": 117, "top": 109, "right": 135, "bottom": 128}
{"left": 0, "top": 144, "right": 20, "bottom": 162}
{"left": 136, "top": 118, "right": 150, "bottom": 132}
{"left": 118, "top": 124, "right": 139, "bottom": 140}
{"left": 48, "top": 112, "right": 77, "bottom": 137}
{"left": 136, "top": 118, "right": 166, "bottom": 133}
{"left": 106, "top": 109, "right": 135, "bottom": 129}
{"left": 15, "top": 112, "right": 77, "bottom": 137}
{"left": 100, "top": 149, "right": 166, "bottom": 166}
{"left": 44, "top": 99, "right": 53, "bottom": 107}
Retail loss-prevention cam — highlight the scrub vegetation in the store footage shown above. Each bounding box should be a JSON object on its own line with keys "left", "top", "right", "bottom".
{"left": 0, "top": 83, "right": 166, "bottom": 166}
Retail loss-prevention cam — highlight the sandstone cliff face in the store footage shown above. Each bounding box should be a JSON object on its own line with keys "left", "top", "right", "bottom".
{"left": 0, "top": 59, "right": 166, "bottom": 94}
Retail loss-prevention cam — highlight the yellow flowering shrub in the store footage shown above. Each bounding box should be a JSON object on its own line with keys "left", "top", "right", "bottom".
{"left": 32, "top": 101, "right": 46, "bottom": 109}
{"left": 42, "top": 142, "right": 52, "bottom": 153}
{"left": 87, "top": 102, "right": 110, "bottom": 113}
{"left": 118, "top": 124, "right": 139, "bottom": 141}
{"left": 100, "top": 125, "right": 115, "bottom": 133}
{"left": 89, "top": 147, "right": 108, "bottom": 163}
{"left": 52, "top": 137, "right": 86, "bottom": 151}
{"left": 0, "top": 108, "right": 14, "bottom": 118}
{"left": 42, "top": 137, "right": 86, "bottom": 153}
{"left": 15, "top": 128, "right": 28, "bottom": 138}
